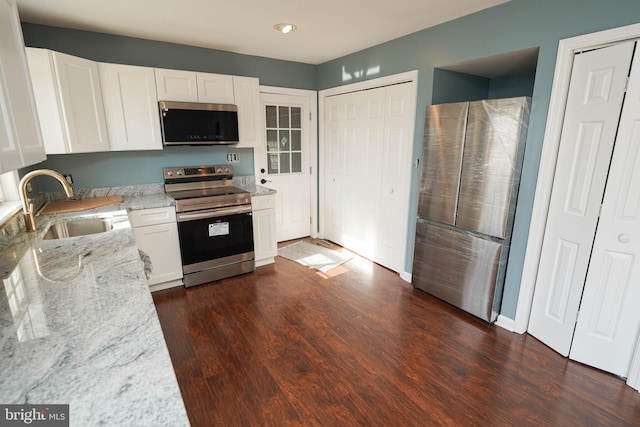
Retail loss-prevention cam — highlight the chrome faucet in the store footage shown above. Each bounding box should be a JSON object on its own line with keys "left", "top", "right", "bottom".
{"left": 20, "top": 169, "right": 74, "bottom": 232}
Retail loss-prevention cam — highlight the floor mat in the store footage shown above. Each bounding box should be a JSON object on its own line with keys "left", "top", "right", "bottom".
{"left": 277, "top": 241, "right": 353, "bottom": 272}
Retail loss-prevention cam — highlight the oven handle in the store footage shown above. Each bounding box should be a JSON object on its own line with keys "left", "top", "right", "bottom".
{"left": 177, "top": 205, "right": 252, "bottom": 222}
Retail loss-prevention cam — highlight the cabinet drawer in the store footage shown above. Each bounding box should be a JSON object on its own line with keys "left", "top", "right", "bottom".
{"left": 251, "top": 194, "right": 275, "bottom": 211}
{"left": 128, "top": 206, "right": 176, "bottom": 227}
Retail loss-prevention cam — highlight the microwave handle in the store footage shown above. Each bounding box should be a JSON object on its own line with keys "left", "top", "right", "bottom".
{"left": 176, "top": 205, "right": 252, "bottom": 222}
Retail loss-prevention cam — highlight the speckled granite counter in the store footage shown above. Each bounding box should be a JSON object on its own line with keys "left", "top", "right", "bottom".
{"left": 232, "top": 175, "right": 276, "bottom": 197}
{"left": 0, "top": 190, "right": 189, "bottom": 426}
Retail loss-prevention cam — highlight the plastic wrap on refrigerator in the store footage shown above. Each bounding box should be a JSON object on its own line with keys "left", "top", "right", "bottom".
{"left": 456, "top": 98, "right": 531, "bottom": 238}
{"left": 412, "top": 96, "right": 531, "bottom": 323}
{"left": 417, "top": 102, "right": 468, "bottom": 225}
{"left": 413, "top": 220, "right": 503, "bottom": 322}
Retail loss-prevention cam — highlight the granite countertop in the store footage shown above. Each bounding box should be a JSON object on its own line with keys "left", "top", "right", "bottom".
{"left": 237, "top": 182, "right": 277, "bottom": 197}
{"left": 0, "top": 191, "right": 189, "bottom": 426}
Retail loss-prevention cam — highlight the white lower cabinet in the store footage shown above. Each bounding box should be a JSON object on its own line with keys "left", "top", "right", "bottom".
{"left": 128, "top": 206, "right": 183, "bottom": 291}
{"left": 252, "top": 194, "right": 277, "bottom": 267}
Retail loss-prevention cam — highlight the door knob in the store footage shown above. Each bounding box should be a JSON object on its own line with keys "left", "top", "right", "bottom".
{"left": 260, "top": 178, "right": 271, "bottom": 184}
{"left": 618, "top": 234, "right": 631, "bottom": 243}
{"left": 260, "top": 168, "right": 266, "bottom": 173}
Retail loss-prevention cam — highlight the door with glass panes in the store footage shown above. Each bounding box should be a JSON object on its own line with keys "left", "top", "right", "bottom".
{"left": 255, "top": 92, "right": 311, "bottom": 242}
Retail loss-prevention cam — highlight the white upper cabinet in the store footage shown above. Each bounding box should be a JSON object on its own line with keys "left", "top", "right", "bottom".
{"left": 0, "top": 0, "right": 46, "bottom": 173}
{"left": 233, "top": 76, "right": 262, "bottom": 148}
{"left": 27, "top": 48, "right": 110, "bottom": 154}
{"left": 196, "top": 72, "right": 234, "bottom": 103}
{"left": 154, "top": 68, "right": 198, "bottom": 102}
{"left": 154, "top": 68, "right": 262, "bottom": 148}
{"left": 100, "top": 63, "right": 162, "bottom": 151}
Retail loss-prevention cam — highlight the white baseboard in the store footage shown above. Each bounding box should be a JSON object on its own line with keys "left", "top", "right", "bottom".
{"left": 149, "top": 279, "right": 183, "bottom": 292}
{"left": 399, "top": 271, "right": 412, "bottom": 283}
{"left": 496, "top": 314, "right": 520, "bottom": 333}
{"left": 255, "top": 257, "right": 275, "bottom": 267}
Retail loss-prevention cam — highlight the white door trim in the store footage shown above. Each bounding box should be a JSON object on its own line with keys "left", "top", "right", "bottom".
{"left": 516, "top": 23, "right": 640, "bottom": 391}
{"left": 318, "top": 70, "right": 418, "bottom": 277}
{"left": 258, "top": 85, "right": 318, "bottom": 238}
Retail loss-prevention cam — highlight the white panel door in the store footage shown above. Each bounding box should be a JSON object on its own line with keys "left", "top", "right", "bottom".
{"left": 322, "top": 83, "right": 414, "bottom": 272}
{"left": 154, "top": 68, "right": 198, "bottom": 102}
{"left": 342, "top": 89, "right": 383, "bottom": 260}
{"left": 0, "top": 0, "right": 45, "bottom": 173}
{"left": 378, "top": 83, "right": 413, "bottom": 272}
{"left": 256, "top": 92, "right": 312, "bottom": 242}
{"left": 196, "top": 72, "right": 234, "bottom": 103}
{"left": 53, "top": 51, "right": 110, "bottom": 153}
{"left": 325, "top": 96, "right": 346, "bottom": 244}
{"left": 133, "top": 222, "right": 182, "bottom": 286}
{"left": 528, "top": 42, "right": 634, "bottom": 356}
{"left": 234, "top": 76, "right": 262, "bottom": 148}
{"left": 569, "top": 48, "right": 640, "bottom": 377}
{"left": 99, "top": 63, "right": 162, "bottom": 151}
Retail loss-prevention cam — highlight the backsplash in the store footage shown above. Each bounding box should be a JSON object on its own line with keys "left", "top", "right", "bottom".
{"left": 41, "top": 183, "right": 165, "bottom": 202}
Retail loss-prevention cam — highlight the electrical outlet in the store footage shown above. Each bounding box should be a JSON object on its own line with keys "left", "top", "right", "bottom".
{"left": 64, "top": 174, "right": 73, "bottom": 185}
{"left": 226, "top": 153, "right": 240, "bottom": 163}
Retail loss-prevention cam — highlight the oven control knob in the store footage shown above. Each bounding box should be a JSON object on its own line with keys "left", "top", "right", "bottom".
{"left": 224, "top": 167, "right": 230, "bottom": 174}
{"left": 176, "top": 170, "right": 183, "bottom": 176}
{"left": 216, "top": 167, "right": 222, "bottom": 174}
{"left": 166, "top": 170, "right": 174, "bottom": 177}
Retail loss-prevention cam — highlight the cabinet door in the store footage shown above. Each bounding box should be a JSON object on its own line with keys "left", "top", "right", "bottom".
{"left": 0, "top": 0, "right": 46, "bottom": 173}
{"left": 252, "top": 204, "right": 277, "bottom": 266}
{"left": 53, "top": 51, "right": 110, "bottom": 152}
{"left": 26, "top": 48, "right": 67, "bottom": 154}
{"left": 100, "top": 63, "right": 162, "bottom": 151}
{"left": 133, "top": 222, "right": 183, "bottom": 286}
{"left": 155, "top": 68, "right": 198, "bottom": 102}
{"left": 196, "top": 72, "right": 234, "bottom": 103}
{"left": 233, "top": 76, "right": 262, "bottom": 148}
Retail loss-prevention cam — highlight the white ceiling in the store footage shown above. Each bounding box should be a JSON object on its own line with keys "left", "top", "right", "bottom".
{"left": 16, "top": 0, "right": 509, "bottom": 65}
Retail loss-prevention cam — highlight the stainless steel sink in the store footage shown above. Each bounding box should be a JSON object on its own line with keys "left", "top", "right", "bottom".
{"left": 41, "top": 217, "right": 115, "bottom": 240}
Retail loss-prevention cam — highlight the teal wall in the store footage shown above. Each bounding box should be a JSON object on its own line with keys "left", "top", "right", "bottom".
{"left": 317, "top": 0, "right": 640, "bottom": 319}
{"left": 431, "top": 69, "right": 535, "bottom": 104}
{"left": 33, "top": 147, "right": 254, "bottom": 192}
{"left": 431, "top": 69, "right": 490, "bottom": 104}
{"left": 19, "top": 0, "right": 640, "bottom": 319}
{"left": 22, "top": 23, "right": 317, "bottom": 89}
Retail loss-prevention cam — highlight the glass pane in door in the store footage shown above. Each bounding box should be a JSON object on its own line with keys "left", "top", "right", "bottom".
{"left": 265, "top": 103, "right": 303, "bottom": 176}
{"left": 266, "top": 106, "right": 277, "bottom": 128}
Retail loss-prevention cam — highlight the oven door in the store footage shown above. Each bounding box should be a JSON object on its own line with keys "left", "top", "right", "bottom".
{"left": 176, "top": 205, "right": 254, "bottom": 272}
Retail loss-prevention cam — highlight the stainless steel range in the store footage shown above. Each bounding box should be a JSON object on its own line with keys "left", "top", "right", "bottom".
{"left": 164, "top": 164, "right": 255, "bottom": 287}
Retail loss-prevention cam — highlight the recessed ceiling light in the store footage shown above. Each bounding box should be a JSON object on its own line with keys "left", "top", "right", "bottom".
{"left": 274, "top": 23, "right": 297, "bottom": 34}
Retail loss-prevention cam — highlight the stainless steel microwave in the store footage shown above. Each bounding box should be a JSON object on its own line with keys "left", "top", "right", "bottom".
{"left": 159, "top": 101, "right": 240, "bottom": 145}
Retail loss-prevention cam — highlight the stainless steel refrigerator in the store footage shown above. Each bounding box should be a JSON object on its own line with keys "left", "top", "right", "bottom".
{"left": 412, "top": 97, "right": 531, "bottom": 323}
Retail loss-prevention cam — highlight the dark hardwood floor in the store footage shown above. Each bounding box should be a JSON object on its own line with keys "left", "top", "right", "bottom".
{"left": 152, "top": 239, "right": 640, "bottom": 426}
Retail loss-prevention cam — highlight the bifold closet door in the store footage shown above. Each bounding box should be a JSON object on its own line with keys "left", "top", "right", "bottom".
{"left": 323, "top": 83, "right": 413, "bottom": 272}
{"left": 568, "top": 44, "right": 640, "bottom": 378}
{"left": 529, "top": 40, "right": 640, "bottom": 378}
{"left": 528, "top": 42, "right": 634, "bottom": 356}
